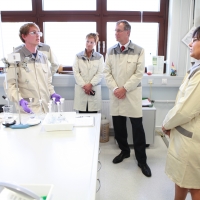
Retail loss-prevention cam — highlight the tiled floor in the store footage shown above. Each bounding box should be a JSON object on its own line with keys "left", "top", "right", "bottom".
{"left": 96, "top": 135, "right": 192, "bottom": 200}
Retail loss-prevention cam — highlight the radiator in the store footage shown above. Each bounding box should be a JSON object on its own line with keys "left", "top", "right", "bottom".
{"left": 64, "top": 100, "right": 113, "bottom": 128}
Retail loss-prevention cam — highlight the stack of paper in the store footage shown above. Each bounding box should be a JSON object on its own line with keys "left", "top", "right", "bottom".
{"left": 74, "top": 116, "right": 94, "bottom": 127}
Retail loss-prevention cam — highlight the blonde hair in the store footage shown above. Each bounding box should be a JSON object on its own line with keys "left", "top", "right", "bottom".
{"left": 86, "top": 32, "right": 99, "bottom": 43}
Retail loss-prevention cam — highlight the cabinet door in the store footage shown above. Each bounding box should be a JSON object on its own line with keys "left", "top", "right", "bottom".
{"left": 127, "top": 108, "right": 156, "bottom": 145}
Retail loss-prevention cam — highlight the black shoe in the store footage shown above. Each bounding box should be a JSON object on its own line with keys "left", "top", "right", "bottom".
{"left": 113, "top": 151, "right": 130, "bottom": 164}
{"left": 138, "top": 163, "right": 152, "bottom": 177}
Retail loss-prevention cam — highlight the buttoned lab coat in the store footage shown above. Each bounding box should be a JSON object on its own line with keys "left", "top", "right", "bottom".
{"left": 15, "top": 43, "right": 59, "bottom": 75}
{"left": 103, "top": 42, "right": 144, "bottom": 118}
{"left": 4, "top": 46, "right": 55, "bottom": 113}
{"left": 73, "top": 50, "right": 104, "bottom": 111}
{"left": 163, "top": 67, "right": 200, "bottom": 189}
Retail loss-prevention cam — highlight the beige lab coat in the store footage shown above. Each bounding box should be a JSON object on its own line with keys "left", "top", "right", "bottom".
{"left": 73, "top": 50, "right": 104, "bottom": 111}
{"left": 163, "top": 67, "right": 200, "bottom": 189}
{"left": 103, "top": 42, "right": 144, "bottom": 117}
{"left": 4, "top": 46, "right": 55, "bottom": 113}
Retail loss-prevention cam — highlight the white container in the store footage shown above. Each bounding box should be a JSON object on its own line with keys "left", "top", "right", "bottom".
{"left": 20, "top": 184, "right": 54, "bottom": 200}
{"left": 43, "top": 112, "right": 76, "bottom": 131}
{"left": 0, "top": 182, "right": 53, "bottom": 200}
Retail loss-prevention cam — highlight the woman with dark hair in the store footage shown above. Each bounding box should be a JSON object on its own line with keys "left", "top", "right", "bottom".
{"left": 162, "top": 26, "right": 200, "bottom": 200}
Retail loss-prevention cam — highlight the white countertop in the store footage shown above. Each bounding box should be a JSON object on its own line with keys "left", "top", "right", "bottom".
{"left": 0, "top": 113, "right": 101, "bottom": 200}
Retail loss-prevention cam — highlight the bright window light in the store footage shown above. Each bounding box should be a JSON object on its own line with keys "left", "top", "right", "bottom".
{"left": 44, "top": 22, "right": 96, "bottom": 65}
{"left": 107, "top": 0, "right": 160, "bottom": 11}
{"left": 0, "top": 0, "right": 32, "bottom": 11}
{"left": 107, "top": 22, "right": 158, "bottom": 66}
{"left": 43, "top": 0, "right": 96, "bottom": 11}
{"left": 1, "top": 22, "right": 26, "bottom": 59}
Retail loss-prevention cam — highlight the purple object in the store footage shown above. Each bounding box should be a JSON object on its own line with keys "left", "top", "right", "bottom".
{"left": 19, "top": 99, "right": 32, "bottom": 113}
{"left": 51, "top": 93, "right": 61, "bottom": 103}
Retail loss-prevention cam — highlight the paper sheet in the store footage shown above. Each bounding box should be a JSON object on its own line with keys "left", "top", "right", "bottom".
{"left": 74, "top": 116, "right": 94, "bottom": 127}
{"left": 142, "top": 99, "right": 152, "bottom": 106}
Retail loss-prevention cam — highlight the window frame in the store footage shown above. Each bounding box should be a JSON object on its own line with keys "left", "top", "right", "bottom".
{"left": 1, "top": 0, "right": 169, "bottom": 71}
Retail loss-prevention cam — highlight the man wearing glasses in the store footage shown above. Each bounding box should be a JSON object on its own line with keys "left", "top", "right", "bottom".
{"left": 103, "top": 20, "right": 151, "bottom": 177}
{"left": 5, "top": 22, "right": 61, "bottom": 114}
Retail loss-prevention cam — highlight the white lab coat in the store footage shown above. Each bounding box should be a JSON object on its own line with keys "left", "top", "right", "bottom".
{"left": 4, "top": 46, "right": 55, "bottom": 113}
{"left": 73, "top": 50, "right": 104, "bottom": 111}
{"left": 15, "top": 42, "right": 59, "bottom": 75}
{"left": 163, "top": 66, "right": 200, "bottom": 189}
{"left": 103, "top": 41, "right": 144, "bottom": 117}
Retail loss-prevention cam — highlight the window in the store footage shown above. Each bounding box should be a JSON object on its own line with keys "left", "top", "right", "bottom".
{"left": 43, "top": 0, "right": 96, "bottom": 11}
{"left": 0, "top": 0, "right": 32, "bottom": 11}
{"left": 107, "top": 0, "right": 160, "bottom": 11}
{"left": 0, "top": 0, "right": 169, "bottom": 71}
{"left": 107, "top": 22, "right": 158, "bottom": 65}
{"left": 44, "top": 22, "right": 96, "bottom": 65}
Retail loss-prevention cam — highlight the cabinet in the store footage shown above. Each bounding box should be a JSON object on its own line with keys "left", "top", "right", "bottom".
{"left": 127, "top": 107, "right": 156, "bottom": 145}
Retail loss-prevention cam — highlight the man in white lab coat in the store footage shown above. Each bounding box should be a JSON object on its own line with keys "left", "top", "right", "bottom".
{"left": 103, "top": 20, "right": 151, "bottom": 177}
{"left": 5, "top": 22, "right": 61, "bottom": 113}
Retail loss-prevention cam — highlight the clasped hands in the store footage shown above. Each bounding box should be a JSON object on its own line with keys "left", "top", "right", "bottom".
{"left": 114, "top": 87, "right": 126, "bottom": 99}
{"left": 82, "top": 83, "right": 94, "bottom": 95}
{"left": 162, "top": 126, "right": 171, "bottom": 137}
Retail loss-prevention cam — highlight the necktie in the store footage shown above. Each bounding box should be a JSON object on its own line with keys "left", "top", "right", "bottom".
{"left": 121, "top": 46, "right": 125, "bottom": 52}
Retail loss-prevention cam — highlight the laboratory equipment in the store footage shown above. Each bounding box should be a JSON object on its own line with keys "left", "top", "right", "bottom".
{"left": 48, "top": 102, "right": 52, "bottom": 113}
{"left": 56, "top": 102, "right": 61, "bottom": 112}
{"left": 0, "top": 182, "right": 41, "bottom": 200}
{"left": 52, "top": 97, "right": 56, "bottom": 112}
{"left": 43, "top": 112, "right": 76, "bottom": 131}
{"left": 29, "top": 97, "right": 35, "bottom": 118}
{"left": 60, "top": 98, "right": 65, "bottom": 112}
{"left": 2, "top": 95, "right": 9, "bottom": 106}
{"left": 2, "top": 105, "right": 16, "bottom": 127}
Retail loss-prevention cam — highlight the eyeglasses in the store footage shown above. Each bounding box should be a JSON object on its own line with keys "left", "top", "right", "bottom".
{"left": 191, "top": 38, "right": 199, "bottom": 43}
{"left": 29, "top": 31, "right": 43, "bottom": 37}
{"left": 115, "top": 29, "right": 125, "bottom": 33}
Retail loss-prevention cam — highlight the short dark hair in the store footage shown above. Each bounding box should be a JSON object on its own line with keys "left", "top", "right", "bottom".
{"left": 116, "top": 20, "right": 131, "bottom": 31}
{"left": 19, "top": 22, "right": 40, "bottom": 43}
{"left": 192, "top": 26, "right": 200, "bottom": 40}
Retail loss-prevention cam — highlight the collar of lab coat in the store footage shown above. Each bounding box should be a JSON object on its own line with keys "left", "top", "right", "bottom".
{"left": 113, "top": 40, "right": 134, "bottom": 53}
{"left": 77, "top": 49, "right": 97, "bottom": 60}
{"left": 20, "top": 46, "right": 43, "bottom": 60}
{"left": 119, "top": 40, "right": 130, "bottom": 49}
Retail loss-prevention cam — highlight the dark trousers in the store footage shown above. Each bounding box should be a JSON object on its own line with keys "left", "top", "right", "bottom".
{"left": 112, "top": 116, "right": 147, "bottom": 164}
{"left": 79, "top": 103, "right": 97, "bottom": 114}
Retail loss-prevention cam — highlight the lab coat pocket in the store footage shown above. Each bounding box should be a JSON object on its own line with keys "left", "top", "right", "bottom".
{"left": 127, "top": 55, "right": 138, "bottom": 74}
{"left": 41, "top": 64, "right": 49, "bottom": 80}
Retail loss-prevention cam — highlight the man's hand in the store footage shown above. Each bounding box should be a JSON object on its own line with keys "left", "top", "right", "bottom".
{"left": 114, "top": 87, "right": 126, "bottom": 99}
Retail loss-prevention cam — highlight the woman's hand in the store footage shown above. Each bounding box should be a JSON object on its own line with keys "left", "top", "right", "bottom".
{"left": 162, "top": 126, "right": 171, "bottom": 137}
{"left": 82, "top": 83, "right": 93, "bottom": 95}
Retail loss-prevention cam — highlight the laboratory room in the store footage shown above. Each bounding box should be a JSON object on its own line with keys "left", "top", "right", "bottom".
{"left": 0, "top": 0, "right": 200, "bottom": 199}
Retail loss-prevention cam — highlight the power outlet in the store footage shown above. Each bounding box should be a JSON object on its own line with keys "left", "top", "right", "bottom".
{"left": 162, "top": 79, "right": 167, "bottom": 84}
{"left": 148, "top": 79, "right": 153, "bottom": 84}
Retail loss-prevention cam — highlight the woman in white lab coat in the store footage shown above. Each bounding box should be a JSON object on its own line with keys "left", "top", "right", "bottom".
{"left": 162, "top": 26, "right": 200, "bottom": 200}
{"left": 73, "top": 33, "right": 104, "bottom": 113}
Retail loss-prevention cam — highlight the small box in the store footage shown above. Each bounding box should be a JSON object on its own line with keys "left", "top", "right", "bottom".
{"left": 20, "top": 184, "right": 54, "bottom": 200}
{"left": 43, "top": 112, "right": 76, "bottom": 131}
